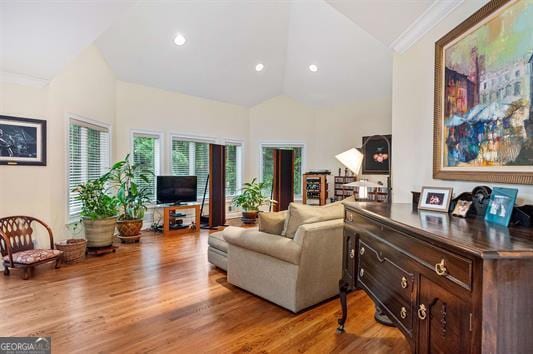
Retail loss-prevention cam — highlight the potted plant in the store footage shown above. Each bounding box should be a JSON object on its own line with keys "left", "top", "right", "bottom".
{"left": 74, "top": 175, "right": 119, "bottom": 248}
{"left": 232, "top": 178, "right": 276, "bottom": 224}
{"left": 108, "top": 155, "right": 152, "bottom": 242}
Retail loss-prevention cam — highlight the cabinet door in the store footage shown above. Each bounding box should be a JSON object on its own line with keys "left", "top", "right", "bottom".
{"left": 418, "top": 275, "right": 472, "bottom": 354}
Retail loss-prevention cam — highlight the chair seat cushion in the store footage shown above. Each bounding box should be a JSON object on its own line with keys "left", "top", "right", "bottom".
{"left": 208, "top": 231, "right": 228, "bottom": 253}
{"left": 3, "top": 249, "right": 63, "bottom": 265}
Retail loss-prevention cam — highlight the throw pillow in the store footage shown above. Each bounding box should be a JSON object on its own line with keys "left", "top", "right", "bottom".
{"left": 282, "top": 202, "right": 344, "bottom": 239}
{"left": 258, "top": 210, "right": 288, "bottom": 235}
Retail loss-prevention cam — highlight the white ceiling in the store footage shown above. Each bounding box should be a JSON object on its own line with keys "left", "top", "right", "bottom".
{"left": 0, "top": 0, "right": 133, "bottom": 80}
{"left": 0, "top": 0, "right": 461, "bottom": 107}
{"left": 326, "top": 0, "right": 437, "bottom": 47}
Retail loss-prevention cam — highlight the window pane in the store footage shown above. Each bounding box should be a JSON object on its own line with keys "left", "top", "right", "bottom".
{"left": 133, "top": 135, "right": 158, "bottom": 202}
{"left": 195, "top": 142, "right": 209, "bottom": 198}
{"left": 68, "top": 121, "right": 110, "bottom": 219}
{"left": 171, "top": 138, "right": 210, "bottom": 198}
{"left": 225, "top": 144, "right": 242, "bottom": 196}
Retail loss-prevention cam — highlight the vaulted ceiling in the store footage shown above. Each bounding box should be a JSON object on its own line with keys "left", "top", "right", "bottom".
{"left": 0, "top": 0, "right": 463, "bottom": 107}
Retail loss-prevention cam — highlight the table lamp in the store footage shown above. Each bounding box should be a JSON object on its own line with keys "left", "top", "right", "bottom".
{"left": 335, "top": 135, "right": 391, "bottom": 203}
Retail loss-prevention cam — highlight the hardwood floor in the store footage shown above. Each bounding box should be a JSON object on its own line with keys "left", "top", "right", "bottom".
{"left": 0, "top": 226, "right": 410, "bottom": 353}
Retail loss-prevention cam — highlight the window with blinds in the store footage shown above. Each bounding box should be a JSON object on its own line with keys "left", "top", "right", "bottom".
{"left": 132, "top": 133, "right": 160, "bottom": 203}
{"left": 261, "top": 145, "right": 303, "bottom": 198}
{"left": 171, "top": 137, "right": 210, "bottom": 198}
{"left": 225, "top": 143, "right": 243, "bottom": 197}
{"left": 68, "top": 119, "right": 110, "bottom": 220}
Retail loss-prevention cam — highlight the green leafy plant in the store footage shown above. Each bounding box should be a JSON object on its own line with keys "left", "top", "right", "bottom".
{"left": 232, "top": 178, "right": 276, "bottom": 211}
{"left": 74, "top": 175, "right": 119, "bottom": 220}
{"left": 107, "top": 154, "right": 153, "bottom": 220}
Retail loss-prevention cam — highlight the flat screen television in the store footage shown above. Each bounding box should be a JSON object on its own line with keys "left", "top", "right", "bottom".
{"left": 156, "top": 176, "right": 197, "bottom": 204}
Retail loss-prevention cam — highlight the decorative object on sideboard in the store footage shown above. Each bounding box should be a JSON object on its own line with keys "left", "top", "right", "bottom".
{"left": 433, "top": 0, "right": 533, "bottom": 185}
{"left": 484, "top": 187, "right": 518, "bottom": 227}
{"left": 511, "top": 205, "right": 533, "bottom": 227}
{"left": 471, "top": 186, "right": 492, "bottom": 216}
{"left": 232, "top": 178, "right": 277, "bottom": 224}
{"left": 108, "top": 154, "right": 152, "bottom": 243}
{"left": 452, "top": 200, "right": 473, "bottom": 218}
{"left": 361, "top": 135, "right": 391, "bottom": 175}
{"left": 335, "top": 134, "right": 392, "bottom": 203}
{"left": 411, "top": 191, "right": 421, "bottom": 209}
{"left": 418, "top": 187, "right": 453, "bottom": 212}
{"left": 0, "top": 115, "right": 47, "bottom": 166}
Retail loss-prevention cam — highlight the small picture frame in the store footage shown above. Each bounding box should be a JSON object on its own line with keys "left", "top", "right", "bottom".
{"left": 0, "top": 115, "right": 47, "bottom": 166}
{"left": 484, "top": 187, "right": 518, "bottom": 227}
{"left": 418, "top": 187, "right": 453, "bottom": 213}
{"left": 452, "top": 200, "right": 472, "bottom": 218}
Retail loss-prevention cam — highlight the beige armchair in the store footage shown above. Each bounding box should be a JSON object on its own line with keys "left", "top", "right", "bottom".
{"left": 224, "top": 218, "right": 344, "bottom": 313}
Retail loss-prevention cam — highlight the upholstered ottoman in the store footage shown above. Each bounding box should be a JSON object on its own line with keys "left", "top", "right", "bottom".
{"left": 207, "top": 231, "right": 228, "bottom": 271}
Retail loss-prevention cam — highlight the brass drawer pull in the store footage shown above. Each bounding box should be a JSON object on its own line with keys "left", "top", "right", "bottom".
{"left": 347, "top": 213, "right": 353, "bottom": 222}
{"left": 359, "top": 268, "right": 364, "bottom": 278}
{"left": 360, "top": 247, "right": 365, "bottom": 256}
{"left": 400, "top": 307, "right": 407, "bottom": 319}
{"left": 350, "top": 249, "right": 355, "bottom": 259}
{"left": 418, "top": 304, "right": 427, "bottom": 320}
{"left": 435, "top": 259, "right": 448, "bottom": 276}
{"left": 401, "top": 276, "right": 408, "bottom": 289}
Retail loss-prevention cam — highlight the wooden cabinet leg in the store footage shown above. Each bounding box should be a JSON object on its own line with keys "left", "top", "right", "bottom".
{"left": 3, "top": 266, "right": 9, "bottom": 276}
{"left": 337, "top": 280, "right": 349, "bottom": 333}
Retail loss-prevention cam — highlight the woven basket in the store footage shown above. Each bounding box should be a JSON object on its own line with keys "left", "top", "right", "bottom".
{"left": 55, "top": 239, "right": 87, "bottom": 264}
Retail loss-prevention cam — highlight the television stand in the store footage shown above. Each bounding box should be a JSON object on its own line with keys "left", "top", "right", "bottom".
{"left": 162, "top": 204, "right": 200, "bottom": 236}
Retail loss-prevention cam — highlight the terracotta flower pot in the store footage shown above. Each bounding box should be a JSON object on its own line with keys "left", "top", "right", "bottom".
{"left": 241, "top": 211, "right": 259, "bottom": 224}
{"left": 83, "top": 217, "right": 117, "bottom": 247}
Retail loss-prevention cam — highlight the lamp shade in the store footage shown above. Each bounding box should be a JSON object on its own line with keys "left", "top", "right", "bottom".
{"left": 335, "top": 148, "right": 364, "bottom": 175}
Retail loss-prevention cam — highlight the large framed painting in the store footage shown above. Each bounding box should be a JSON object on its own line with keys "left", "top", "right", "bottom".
{"left": 0, "top": 115, "right": 47, "bottom": 166}
{"left": 362, "top": 135, "right": 391, "bottom": 174}
{"left": 434, "top": 0, "right": 533, "bottom": 184}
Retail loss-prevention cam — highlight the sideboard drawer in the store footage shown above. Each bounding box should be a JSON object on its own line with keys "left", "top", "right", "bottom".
{"left": 358, "top": 239, "right": 414, "bottom": 304}
{"left": 358, "top": 257, "right": 413, "bottom": 335}
{"left": 351, "top": 212, "right": 473, "bottom": 291}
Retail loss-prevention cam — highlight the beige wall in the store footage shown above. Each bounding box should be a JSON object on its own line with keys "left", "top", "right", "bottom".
{"left": 115, "top": 81, "right": 249, "bottom": 172}
{"left": 0, "top": 45, "right": 116, "bottom": 244}
{"left": 392, "top": 0, "right": 533, "bottom": 204}
{"left": 248, "top": 95, "right": 392, "bottom": 197}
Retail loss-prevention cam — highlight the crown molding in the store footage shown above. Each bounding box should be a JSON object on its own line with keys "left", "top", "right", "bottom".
{"left": 390, "top": 0, "right": 464, "bottom": 54}
{"left": 0, "top": 71, "right": 50, "bottom": 88}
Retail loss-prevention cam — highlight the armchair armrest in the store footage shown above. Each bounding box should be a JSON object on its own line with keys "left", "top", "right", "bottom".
{"left": 28, "top": 216, "right": 55, "bottom": 249}
{"left": 223, "top": 227, "right": 302, "bottom": 265}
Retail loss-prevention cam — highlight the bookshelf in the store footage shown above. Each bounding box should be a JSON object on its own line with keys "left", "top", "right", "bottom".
{"left": 334, "top": 175, "right": 356, "bottom": 201}
{"left": 303, "top": 174, "right": 328, "bottom": 206}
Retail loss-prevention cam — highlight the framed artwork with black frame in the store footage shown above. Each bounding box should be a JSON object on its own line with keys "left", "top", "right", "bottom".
{"left": 0, "top": 115, "right": 47, "bottom": 166}
{"left": 362, "top": 135, "right": 391, "bottom": 175}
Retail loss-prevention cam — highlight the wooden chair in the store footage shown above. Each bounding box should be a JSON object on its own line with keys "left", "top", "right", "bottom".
{"left": 0, "top": 216, "right": 63, "bottom": 280}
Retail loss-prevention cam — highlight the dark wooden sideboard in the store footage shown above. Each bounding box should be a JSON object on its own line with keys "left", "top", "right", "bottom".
{"left": 338, "top": 202, "right": 533, "bottom": 353}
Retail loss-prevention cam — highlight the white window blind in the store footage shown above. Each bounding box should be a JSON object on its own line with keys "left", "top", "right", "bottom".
{"left": 171, "top": 137, "right": 210, "bottom": 198}
{"left": 68, "top": 119, "right": 110, "bottom": 220}
{"left": 261, "top": 145, "right": 303, "bottom": 198}
{"left": 225, "top": 142, "right": 242, "bottom": 197}
{"left": 132, "top": 133, "right": 160, "bottom": 202}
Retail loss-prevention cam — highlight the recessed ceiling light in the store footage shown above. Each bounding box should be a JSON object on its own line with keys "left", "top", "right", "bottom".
{"left": 255, "top": 63, "right": 264, "bottom": 72}
{"left": 174, "top": 33, "right": 186, "bottom": 46}
{"left": 309, "top": 64, "right": 318, "bottom": 72}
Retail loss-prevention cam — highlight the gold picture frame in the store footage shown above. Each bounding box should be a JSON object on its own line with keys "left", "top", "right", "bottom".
{"left": 433, "top": 0, "right": 533, "bottom": 185}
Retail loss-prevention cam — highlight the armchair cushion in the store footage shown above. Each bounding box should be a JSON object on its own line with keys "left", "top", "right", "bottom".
{"left": 223, "top": 227, "right": 301, "bottom": 265}
{"left": 282, "top": 203, "right": 344, "bottom": 239}
{"left": 4, "top": 249, "right": 63, "bottom": 265}
{"left": 258, "top": 210, "right": 288, "bottom": 235}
